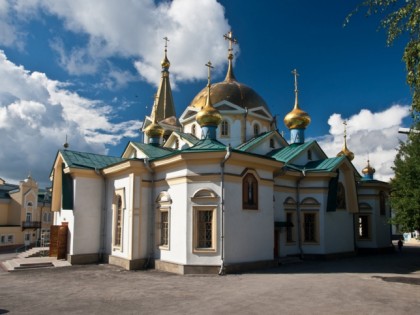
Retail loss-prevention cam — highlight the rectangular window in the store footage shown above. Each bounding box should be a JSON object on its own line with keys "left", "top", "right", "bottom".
{"left": 358, "top": 215, "right": 370, "bottom": 239}
{"left": 193, "top": 208, "right": 216, "bottom": 252}
{"left": 0, "top": 235, "right": 5, "bottom": 244}
{"left": 7, "top": 235, "right": 14, "bottom": 244}
{"left": 160, "top": 211, "right": 169, "bottom": 247}
{"left": 303, "top": 213, "right": 317, "bottom": 242}
{"left": 286, "top": 212, "right": 294, "bottom": 243}
{"left": 25, "top": 234, "right": 30, "bottom": 241}
{"left": 198, "top": 211, "right": 213, "bottom": 248}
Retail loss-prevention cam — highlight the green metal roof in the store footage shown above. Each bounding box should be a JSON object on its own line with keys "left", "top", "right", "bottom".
{"left": 181, "top": 138, "right": 226, "bottom": 152}
{"left": 60, "top": 150, "right": 125, "bottom": 170}
{"left": 236, "top": 131, "right": 276, "bottom": 151}
{"left": 173, "top": 131, "right": 199, "bottom": 145}
{"left": 130, "top": 142, "right": 174, "bottom": 159}
{"left": 267, "top": 140, "right": 315, "bottom": 163}
{"left": 287, "top": 156, "right": 346, "bottom": 173}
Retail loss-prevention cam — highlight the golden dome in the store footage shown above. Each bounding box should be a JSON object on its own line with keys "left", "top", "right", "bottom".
{"left": 161, "top": 54, "right": 170, "bottom": 69}
{"left": 284, "top": 69, "right": 311, "bottom": 130}
{"left": 362, "top": 160, "right": 375, "bottom": 175}
{"left": 196, "top": 85, "right": 222, "bottom": 127}
{"left": 284, "top": 105, "right": 311, "bottom": 129}
{"left": 336, "top": 121, "right": 354, "bottom": 161}
{"left": 145, "top": 121, "right": 164, "bottom": 138}
{"left": 337, "top": 146, "right": 355, "bottom": 161}
{"left": 189, "top": 58, "right": 270, "bottom": 113}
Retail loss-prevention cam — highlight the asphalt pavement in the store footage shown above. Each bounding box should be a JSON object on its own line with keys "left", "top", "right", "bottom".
{"left": 0, "top": 242, "right": 419, "bottom": 315}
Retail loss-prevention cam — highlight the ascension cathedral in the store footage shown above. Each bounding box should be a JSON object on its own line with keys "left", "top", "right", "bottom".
{"left": 49, "top": 33, "right": 391, "bottom": 274}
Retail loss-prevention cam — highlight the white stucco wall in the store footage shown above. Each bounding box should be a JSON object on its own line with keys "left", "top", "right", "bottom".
{"left": 71, "top": 177, "right": 104, "bottom": 255}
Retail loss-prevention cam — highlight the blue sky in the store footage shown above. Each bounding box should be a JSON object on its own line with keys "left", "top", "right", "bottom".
{"left": 0, "top": 0, "right": 412, "bottom": 187}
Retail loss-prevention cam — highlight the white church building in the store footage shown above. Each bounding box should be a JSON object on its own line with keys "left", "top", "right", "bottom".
{"left": 50, "top": 33, "right": 392, "bottom": 274}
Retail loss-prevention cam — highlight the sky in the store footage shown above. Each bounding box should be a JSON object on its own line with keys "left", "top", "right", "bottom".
{"left": 0, "top": 0, "right": 413, "bottom": 187}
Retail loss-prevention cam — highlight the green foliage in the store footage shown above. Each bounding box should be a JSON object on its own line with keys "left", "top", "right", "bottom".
{"left": 390, "top": 121, "right": 420, "bottom": 231}
{"left": 346, "top": 0, "right": 420, "bottom": 117}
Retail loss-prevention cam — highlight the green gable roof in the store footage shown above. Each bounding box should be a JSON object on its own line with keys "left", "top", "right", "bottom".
{"left": 181, "top": 138, "right": 226, "bottom": 152}
{"left": 287, "top": 156, "right": 346, "bottom": 173}
{"left": 60, "top": 150, "right": 125, "bottom": 170}
{"left": 267, "top": 140, "right": 315, "bottom": 163}
{"left": 236, "top": 131, "right": 276, "bottom": 151}
{"left": 130, "top": 142, "right": 174, "bottom": 159}
{"left": 173, "top": 131, "right": 199, "bottom": 145}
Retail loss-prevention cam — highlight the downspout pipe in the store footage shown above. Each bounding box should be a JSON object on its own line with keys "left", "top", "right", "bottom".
{"left": 296, "top": 169, "right": 306, "bottom": 259}
{"left": 219, "top": 144, "right": 232, "bottom": 275}
{"left": 143, "top": 158, "right": 155, "bottom": 269}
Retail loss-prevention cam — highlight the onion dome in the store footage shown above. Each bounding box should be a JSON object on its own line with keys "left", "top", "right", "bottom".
{"left": 196, "top": 61, "right": 222, "bottom": 127}
{"left": 145, "top": 97, "right": 164, "bottom": 139}
{"left": 188, "top": 33, "right": 270, "bottom": 114}
{"left": 336, "top": 121, "right": 354, "bottom": 161}
{"left": 362, "top": 159, "right": 375, "bottom": 176}
{"left": 284, "top": 69, "right": 311, "bottom": 129}
{"left": 145, "top": 121, "right": 164, "bottom": 138}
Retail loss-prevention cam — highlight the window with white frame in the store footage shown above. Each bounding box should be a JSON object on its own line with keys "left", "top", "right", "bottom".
{"left": 113, "top": 191, "right": 125, "bottom": 249}
{"left": 193, "top": 207, "right": 216, "bottom": 252}
{"left": 221, "top": 120, "right": 229, "bottom": 137}
{"left": 0, "top": 235, "right": 5, "bottom": 244}
{"left": 7, "top": 235, "right": 14, "bottom": 244}
{"left": 191, "top": 124, "right": 197, "bottom": 137}
{"left": 242, "top": 173, "right": 258, "bottom": 210}
{"left": 25, "top": 234, "right": 30, "bottom": 241}
{"left": 160, "top": 210, "right": 169, "bottom": 247}
{"left": 303, "top": 212, "right": 317, "bottom": 243}
{"left": 253, "top": 124, "right": 260, "bottom": 137}
{"left": 286, "top": 212, "right": 295, "bottom": 243}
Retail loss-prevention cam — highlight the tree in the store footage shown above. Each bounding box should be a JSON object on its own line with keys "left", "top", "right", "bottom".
{"left": 346, "top": 0, "right": 420, "bottom": 117}
{"left": 390, "top": 121, "right": 420, "bottom": 232}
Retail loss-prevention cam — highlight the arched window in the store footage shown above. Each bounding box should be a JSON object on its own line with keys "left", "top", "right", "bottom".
{"left": 191, "top": 124, "right": 196, "bottom": 136}
{"left": 113, "top": 194, "right": 124, "bottom": 248}
{"left": 26, "top": 202, "right": 33, "bottom": 222}
{"left": 269, "top": 138, "right": 274, "bottom": 148}
{"left": 175, "top": 139, "right": 179, "bottom": 150}
{"left": 253, "top": 124, "right": 260, "bottom": 137}
{"left": 337, "top": 183, "right": 346, "bottom": 209}
{"left": 156, "top": 191, "right": 172, "bottom": 249}
{"left": 242, "top": 173, "right": 258, "bottom": 210}
{"left": 221, "top": 120, "right": 229, "bottom": 136}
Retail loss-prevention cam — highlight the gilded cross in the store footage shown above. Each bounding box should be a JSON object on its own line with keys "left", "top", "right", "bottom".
{"left": 343, "top": 120, "right": 347, "bottom": 138}
{"left": 291, "top": 69, "right": 299, "bottom": 93}
{"left": 163, "top": 37, "right": 169, "bottom": 49}
{"left": 223, "top": 31, "right": 237, "bottom": 54}
{"left": 205, "top": 61, "right": 214, "bottom": 86}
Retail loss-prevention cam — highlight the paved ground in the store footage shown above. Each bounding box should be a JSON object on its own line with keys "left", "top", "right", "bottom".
{"left": 0, "top": 243, "right": 419, "bottom": 315}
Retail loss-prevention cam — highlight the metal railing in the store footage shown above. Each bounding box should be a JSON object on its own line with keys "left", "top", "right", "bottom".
{"left": 21, "top": 221, "right": 41, "bottom": 229}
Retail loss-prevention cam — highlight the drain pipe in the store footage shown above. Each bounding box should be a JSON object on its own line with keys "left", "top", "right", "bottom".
{"left": 143, "top": 158, "right": 155, "bottom": 268}
{"left": 219, "top": 144, "right": 232, "bottom": 275}
{"left": 296, "top": 169, "right": 306, "bottom": 259}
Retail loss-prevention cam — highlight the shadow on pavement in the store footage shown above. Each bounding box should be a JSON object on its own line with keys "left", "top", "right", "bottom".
{"left": 258, "top": 244, "right": 420, "bottom": 275}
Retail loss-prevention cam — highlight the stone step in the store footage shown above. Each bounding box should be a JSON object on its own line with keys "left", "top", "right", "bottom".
{"left": 15, "top": 262, "right": 54, "bottom": 270}
{"left": 1, "top": 256, "right": 71, "bottom": 272}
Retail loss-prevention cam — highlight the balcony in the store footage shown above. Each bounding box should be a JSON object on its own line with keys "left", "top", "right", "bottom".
{"left": 22, "top": 221, "right": 41, "bottom": 230}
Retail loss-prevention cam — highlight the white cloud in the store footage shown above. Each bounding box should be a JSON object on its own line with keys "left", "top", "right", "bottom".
{"left": 316, "top": 105, "right": 411, "bottom": 182}
{"left": 6, "top": 0, "right": 231, "bottom": 87}
{"left": 0, "top": 50, "right": 142, "bottom": 186}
